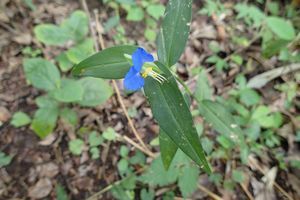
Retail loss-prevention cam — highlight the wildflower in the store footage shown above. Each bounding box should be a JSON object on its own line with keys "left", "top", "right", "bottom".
{"left": 124, "top": 47, "right": 166, "bottom": 91}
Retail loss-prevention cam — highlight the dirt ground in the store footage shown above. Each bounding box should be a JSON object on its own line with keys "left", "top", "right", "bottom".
{"left": 0, "top": 0, "right": 299, "bottom": 200}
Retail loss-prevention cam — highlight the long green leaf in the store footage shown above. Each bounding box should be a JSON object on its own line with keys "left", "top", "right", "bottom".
{"left": 72, "top": 45, "right": 137, "bottom": 79}
{"left": 199, "top": 100, "right": 244, "bottom": 141}
{"left": 159, "top": 129, "right": 178, "bottom": 170}
{"left": 157, "top": 0, "right": 192, "bottom": 67}
{"left": 144, "top": 62, "right": 211, "bottom": 173}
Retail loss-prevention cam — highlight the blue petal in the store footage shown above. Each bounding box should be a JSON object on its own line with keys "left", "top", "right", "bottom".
{"left": 124, "top": 67, "right": 145, "bottom": 91}
{"left": 132, "top": 47, "right": 154, "bottom": 72}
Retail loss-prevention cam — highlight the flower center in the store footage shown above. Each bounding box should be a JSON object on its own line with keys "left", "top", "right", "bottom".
{"left": 141, "top": 67, "right": 153, "bottom": 78}
{"left": 141, "top": 67, "right": 167, "bottom": 84}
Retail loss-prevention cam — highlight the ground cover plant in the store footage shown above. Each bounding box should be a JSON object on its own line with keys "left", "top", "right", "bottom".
{"left": 0, "top": 0, "right": 299, "bottom": 199}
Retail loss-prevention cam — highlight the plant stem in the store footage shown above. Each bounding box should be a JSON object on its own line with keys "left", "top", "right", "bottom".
{"left": 173, "top": 72, "right": 193, "bottom": 96}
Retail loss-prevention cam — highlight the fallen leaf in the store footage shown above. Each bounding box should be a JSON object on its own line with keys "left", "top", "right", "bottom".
{"left": 13, "top": 33, "right": 32, "bottom": 45}
{"left": 0, "top": 106, "right": 11, "bottom": 123}
{"left": 71, "top": 177, "right": 93, "bottom": 190}
{"left": 287, "top": 173, "right": 300, "bottom": 197}
{"left": 28, "top": 178, "right": 53, "bottom": 199}
{"left": 252, "top": 167, "right": 277, "bottom": 200}
{"left": 247, "top": 63, "right": 300, "bottom": 89}
{"left": 38, "top": 134, "right": 57, "bottom": 146}
{"left": 37, "top": 163, "right": 59, "bottom": 178}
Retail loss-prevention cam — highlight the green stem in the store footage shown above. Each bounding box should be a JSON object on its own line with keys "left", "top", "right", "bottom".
{"left": 172, "top": 72, "right": 193, "bottom": 96}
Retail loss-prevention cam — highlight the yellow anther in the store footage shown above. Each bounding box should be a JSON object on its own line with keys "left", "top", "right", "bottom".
{"left": 141, "top": 67, "right": 166, "bottom": 84}
{"left": 142, "top": 67, "right": 153, "bottom": 78}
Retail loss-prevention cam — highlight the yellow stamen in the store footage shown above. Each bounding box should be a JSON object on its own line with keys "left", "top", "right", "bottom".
{"left": 142, "top": 67, "right": 154, "bottom": 78}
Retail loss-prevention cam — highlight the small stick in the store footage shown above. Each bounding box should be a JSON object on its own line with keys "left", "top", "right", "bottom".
{"left": 81, "top": 0, "right": 152, "bottom": 156}
{"left": 86, "top": 167, "right": 145, "bottom": 200}
{"left": 81, "top": 0, "right": 99, "bottom": 52}
{"left": 240, "top": 183, "right": 254, "bottom": 200}
{"left": 93, "top": 8, "right": 151, "bottom": 154}
{"left": 198, "top": 184, "right": 223, "bottom": 200}
{"left": 211, "top": 13, "right": 226, "bottom": 41}
{"left": 116, "top": 133, "right": 156, "bottom": 158}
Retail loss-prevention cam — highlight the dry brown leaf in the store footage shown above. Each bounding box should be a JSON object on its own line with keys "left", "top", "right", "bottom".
{"left": 28, "top": 178, "right": 52, "bottom": 199}
{"left": 13, "top": 33, "right": 32, "bottom": 45}
{"left": 0, "top": 106, "right": 11, "bottom": 123}
{"left": 287, "top": 173, "right": 300, "bottom": 198}
{"left": 38, "top": 134, "right": 57, "bottom": 146}
{"left": 252, "top": 167, "right": 277, "bottom": 200}
{"left": 71, "top": 177, "right": 94, "bottom": 191}
{"left": 37, "top": 163, "right": 59, "bottom": 178}
{"left": 247, "top": 63, "right": 300, "bottom": 89}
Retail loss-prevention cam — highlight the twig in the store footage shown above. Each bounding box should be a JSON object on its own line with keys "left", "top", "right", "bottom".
{"left": 0, "top": 21, "right": 17, "bottom": 34}
{"left": 240, "top": 183, "right": 254, "bottom": 200}
{"left": 211, "top": 13, "right": 226, "bottom": 41}
{"left": 93, "top": 11, "right": 151, "bottom": 154}
{"left": 111, "top": 79, "right": 151, "bottom": 153}
{"left": 198, "top": 184, "right": 223, "bottom": 200}
{"left": 81, "top": 0, "right": 152, "bottom": 156}
{"left": 81, "top": 0, "right": 99, "bottom": 51}
{"left": 116, "top": 133, "right": 156, "bottom": 158}
{"left": 86, "top": 167, "right": 146, "bottom": 200}
{"left": 93, "top": 10, "right": 105, "bottom": 50}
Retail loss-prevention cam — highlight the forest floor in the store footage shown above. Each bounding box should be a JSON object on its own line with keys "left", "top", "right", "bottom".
{"left": 0, "top": 0, "right": 299, "bottom": 200}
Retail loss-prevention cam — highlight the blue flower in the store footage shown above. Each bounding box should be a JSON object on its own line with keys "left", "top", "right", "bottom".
{"left": 124, "top": 47, "right": 156, "bottom": 91}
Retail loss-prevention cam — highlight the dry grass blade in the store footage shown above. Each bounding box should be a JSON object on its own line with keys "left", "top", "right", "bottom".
{"left": 247, "top": 63, "right": 300, "bottom": 89}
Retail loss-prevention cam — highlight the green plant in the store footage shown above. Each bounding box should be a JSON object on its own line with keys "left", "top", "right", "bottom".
{"left": 68, "top": 129, "right": 112, "bottom": 158}
{"left": 140, "top": 151, "right": 200, "bottom": 198}
{"left": 15, "top": 0, "right": 299, "bottom": 198}
{"left": 103, "top": 0, "right": 165, "bottom": 42}
{"left": 0, "top": 151, "right": 12, "bottom": 167}
{"left": 205, "top": 41, "right": 229, "bottom": 72}
{"left": 89, "top": 131, "right": 104, "bottom": 159}
{"left": 20, "top": 11, "right": 113, "bottom": 138}
{"left": 199, "top": 0, "right": 227, "bottom": 16}
{"left": 232, "top": 2, "right": 298, "bottom": 61}
{"left": 10, "top": 111, "right": 31, "bottom": 128}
